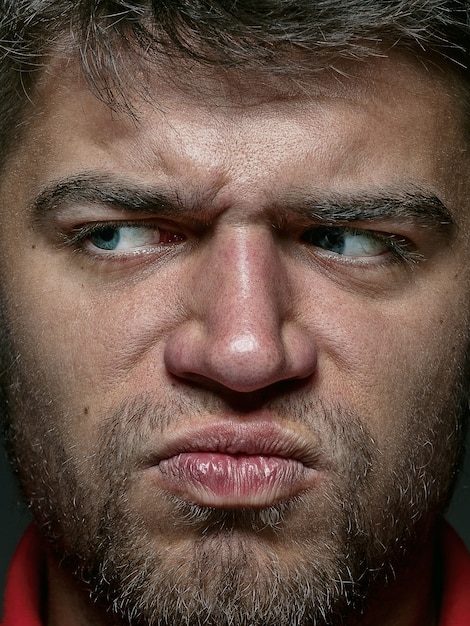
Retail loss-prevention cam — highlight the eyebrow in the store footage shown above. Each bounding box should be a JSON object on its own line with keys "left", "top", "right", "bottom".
{"left": 283, "top": 190, "right": 455, "bottom": 234}
{"left": 30, "top": 173, "right": 456, "bottom": 234}
{"left": 30, "top": 174, "right": 189, "bottom": 221}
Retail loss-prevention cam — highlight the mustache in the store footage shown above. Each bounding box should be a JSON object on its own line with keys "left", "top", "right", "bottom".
{"left": 95, "top": 390, "right": 376, "bottom": 482}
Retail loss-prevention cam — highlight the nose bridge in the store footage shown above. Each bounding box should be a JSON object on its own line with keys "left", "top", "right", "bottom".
{"left": 203, "top": 225, "right": 283, "bottom": 344}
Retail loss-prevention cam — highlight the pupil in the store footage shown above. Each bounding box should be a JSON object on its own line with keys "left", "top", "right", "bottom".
{"left": 91, "top": 228, "right": 120, "bottom": 250}
{"left": 302, "top": 227, "right": 345, "bottom": 253}
{"left": 324, "top": 230, "right": 345, "bottom": 253}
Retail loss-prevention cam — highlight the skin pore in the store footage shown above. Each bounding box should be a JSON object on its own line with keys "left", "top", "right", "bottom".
{"left": 0, "top": 51, "right": 470, "bottom": 626}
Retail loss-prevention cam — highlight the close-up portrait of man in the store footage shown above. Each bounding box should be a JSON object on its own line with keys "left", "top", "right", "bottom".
{"left": 0, "top": 1, "right": 469, "bottom": 625}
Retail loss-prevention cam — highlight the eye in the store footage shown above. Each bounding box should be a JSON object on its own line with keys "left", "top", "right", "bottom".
{"left": 79, "top": 223, "right": 185, "bottom": 253}
{"left": 302, "top": 226, "right": 394, "bottom": 258}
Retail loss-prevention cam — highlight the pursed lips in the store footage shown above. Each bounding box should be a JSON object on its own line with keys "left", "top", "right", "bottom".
{"left": 142, "top": 421, "right": 326, "bottom": 508}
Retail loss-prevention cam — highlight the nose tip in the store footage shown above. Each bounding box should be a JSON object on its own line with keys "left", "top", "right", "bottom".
{"left": 165, "top": 322, "right": 317, "bottom": 393}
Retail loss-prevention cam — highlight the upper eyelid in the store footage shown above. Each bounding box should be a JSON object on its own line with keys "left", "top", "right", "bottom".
{"left": 72, "top": 219, "right": 164, "bottom": 230}
{"left": 302, "top": 225, "right": 413, "bottom": 246}
{"left": 69, "top": 219, "right": 180, "bottom": 236}
{"left": 51, "top": 207, "right": 207, "bottom": 243}
{"left": 297, "top": 215, "right": 437, "bottom": 234}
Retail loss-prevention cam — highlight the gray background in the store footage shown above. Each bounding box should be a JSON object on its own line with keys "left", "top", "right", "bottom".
{"left": 1, "top": 430, "right": 469, "bottom": 609}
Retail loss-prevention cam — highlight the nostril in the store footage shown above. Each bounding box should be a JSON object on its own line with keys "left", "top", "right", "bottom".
{"left": 164, "top": 319, "right": 317, "bottom": 394}
{"left": 213, "top": 378, "right": 315, "bottom": 412}
{"left": 166, "top": 371, "right": 312, "bottom": 413}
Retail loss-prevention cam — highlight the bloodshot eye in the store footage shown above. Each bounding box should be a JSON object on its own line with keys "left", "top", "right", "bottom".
{"left": 302, "top": 226, "right": 392, "bottom": 258}
{"left": 83, "top": 223, "right": 185, "bottom": 253}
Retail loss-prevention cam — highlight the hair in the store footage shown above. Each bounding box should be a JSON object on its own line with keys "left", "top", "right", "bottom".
{"left": 0, "top": 0, "right": 470, "bottom": 169}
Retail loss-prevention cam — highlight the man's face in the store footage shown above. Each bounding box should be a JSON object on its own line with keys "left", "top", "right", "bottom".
{"left": 0, "top": 53, "right": 469, "bottom": 626}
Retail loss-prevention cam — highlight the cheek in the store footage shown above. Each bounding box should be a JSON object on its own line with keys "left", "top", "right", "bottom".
{"left": 309, "top": 281, "right": 470, "bottom": 444}
{"left": 0, "top": 260, "right": 184, "bottom": 424}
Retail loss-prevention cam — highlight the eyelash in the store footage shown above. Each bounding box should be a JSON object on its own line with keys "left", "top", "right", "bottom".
{"left": 66, "top": 220, "right": 184, "bottom": 249}
{"left": 300, "top": 225, "right": 421, "bottom": 266}
{"left": 63, "top": 220, "right": 421, "bottom": 271}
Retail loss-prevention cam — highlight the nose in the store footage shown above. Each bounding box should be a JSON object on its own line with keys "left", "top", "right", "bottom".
{"left": 164, "top": 226, "right": 317, "bottom": 393}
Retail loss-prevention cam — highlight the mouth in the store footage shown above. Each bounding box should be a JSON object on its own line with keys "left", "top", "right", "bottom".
{"left": 144, "top": 421, "right": 324, "bottom": 508}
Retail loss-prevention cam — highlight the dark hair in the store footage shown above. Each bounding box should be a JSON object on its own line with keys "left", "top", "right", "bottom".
{"left": 0, "top": 0, "right": 470, "bottom": 169}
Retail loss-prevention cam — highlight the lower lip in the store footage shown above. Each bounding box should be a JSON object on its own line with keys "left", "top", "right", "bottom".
{"left": 156, "top": 452, "right": 312, "bottom": 508}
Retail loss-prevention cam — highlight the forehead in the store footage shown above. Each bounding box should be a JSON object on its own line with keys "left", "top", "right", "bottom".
{"left": 5, "top": 51, "right": 469, "bottom": 217}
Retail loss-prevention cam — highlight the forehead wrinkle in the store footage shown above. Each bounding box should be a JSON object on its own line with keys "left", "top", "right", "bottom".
{"left": 15, "top": 51, "right": 469, "bottom": 237}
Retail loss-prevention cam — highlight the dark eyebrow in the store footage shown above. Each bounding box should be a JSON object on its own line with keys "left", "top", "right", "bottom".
{"left": 30, "top": 174, "right": 189, "bottom": 222}
{"left": 30, "top": 174, "right": 456, "bottom": 236}
{"left": 283, "top": 190, "right": 455, "bottom": 234}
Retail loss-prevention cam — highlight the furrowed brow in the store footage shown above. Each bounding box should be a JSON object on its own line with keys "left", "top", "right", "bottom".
{"left": 30, "top": 176, "right": 456, "bottom": 238}
{"left": 29, "top": 174, "right": 188, "bottom": 221}
{"left": 285, "top": 190, "right": 455, "bottom": 234}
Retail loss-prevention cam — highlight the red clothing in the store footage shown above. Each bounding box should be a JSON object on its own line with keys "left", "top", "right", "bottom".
{"left": 2, "top": 525, "right": 470, "bottom": 625}
{"left": 439, "top": 527, "right": 470, "bottom": 626}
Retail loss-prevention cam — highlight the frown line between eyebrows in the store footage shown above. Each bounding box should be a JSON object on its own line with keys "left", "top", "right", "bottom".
{"left": 29, "top": 173, "right": 456, "bottom": 236}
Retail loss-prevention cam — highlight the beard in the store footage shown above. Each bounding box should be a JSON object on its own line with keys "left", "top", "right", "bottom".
{"left": 2, "top": 364, "right": 466, "bottom": 626}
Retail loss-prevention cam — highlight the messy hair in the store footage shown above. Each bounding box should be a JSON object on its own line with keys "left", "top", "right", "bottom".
{"left": 0, "top": 1, "right": 470, "bottom": 168}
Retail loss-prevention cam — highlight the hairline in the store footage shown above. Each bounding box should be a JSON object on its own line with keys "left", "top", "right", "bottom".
{"left": 2, "top": 5, "right": 470, "bottom": 179}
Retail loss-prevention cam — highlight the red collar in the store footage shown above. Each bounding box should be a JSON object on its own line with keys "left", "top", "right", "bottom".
{"left": 439, "top": 524, "right": 470, "bottom": 626}
{"left": 2, "top": 525, "right": 44, "bottom": 626}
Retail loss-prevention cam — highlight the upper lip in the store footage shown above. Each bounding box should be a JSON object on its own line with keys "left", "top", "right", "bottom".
{"left": 140, "top": 419, "right": 326, "bottom": 470}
